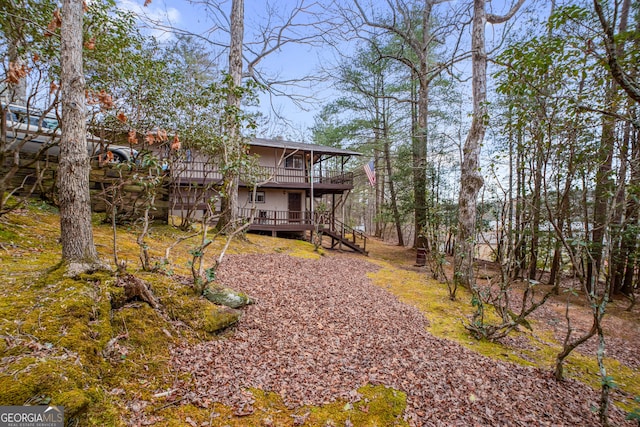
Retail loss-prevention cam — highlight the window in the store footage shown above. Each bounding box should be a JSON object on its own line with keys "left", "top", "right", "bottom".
{"left": 285, "top": 154, "right": 303, "bottom": 170}
{"left": 6, "top": 112, "right": 18, "bottom": 123}
{"left": 248, "top": 190, "right": 265, "bottom": 203}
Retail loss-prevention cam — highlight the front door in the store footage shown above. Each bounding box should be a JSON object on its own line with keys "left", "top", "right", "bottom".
{"left": 288, "top": 192, "right": 302, "bottom": 223}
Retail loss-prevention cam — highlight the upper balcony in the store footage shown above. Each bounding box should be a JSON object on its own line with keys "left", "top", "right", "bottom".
{"left": 169, "top": 161, "right": 354, "bottom": 193}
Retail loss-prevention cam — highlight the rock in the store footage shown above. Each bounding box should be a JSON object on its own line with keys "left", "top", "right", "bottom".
{"left": 203, "top": 306, "right": 242, "bottom": 333}
{"left": 203, "top": 286, "right": 253, "bottom": 309}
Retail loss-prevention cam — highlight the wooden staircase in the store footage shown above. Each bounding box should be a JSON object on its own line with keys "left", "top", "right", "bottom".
{"left": 316, "top": 217, "right": 368, "bottom": 255}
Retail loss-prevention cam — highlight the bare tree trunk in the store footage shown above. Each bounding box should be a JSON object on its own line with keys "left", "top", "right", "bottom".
{"left": 513, "top": 130, "right": 526, "bottom": 279}
{"left": 373, "top": 91, "right": 382, "bottom": 238}
{"left": 58, "top": 0, "right": 101, "bottom": 273}
{"left": 554, "top": 314, "right": 597, "bottom": 381}
{"left": 595, "top": 315, "right": 611, "bottom": 426}
{"left": 218, "top": 0, "right": 243, "bottom": 231}
{"left": 412, "top": 68, "right": 428, "bottom": 247}
{"left": 548, "top": 150, "right": 574, "bottom": 293}
{"left": 454, "top": 0, "right": 487, "bottom": 288}
{"left": 412, "top": 1, "right": 435, "bottom": 247}
{"left": 528, "top": 138, "right": 543, "bottom": 281}
{"left": 455, "top": 0, "right": 524, "bottom": 289}
{"left": 372, "top": 92, "right": 383, "bottom": 239}
{"left": 506, "top": 116, "right": 515, "bottom": 273}
{"left": 587, "top": 81, "right": 615, "bottom": 292}
{"left": 383, "top": 118, "right": 403, "bottom": 246}
{"left": 609, "top": 120, "right": 630, "bottom": 294}
{"left": 374, "top": 147, "right": 382, "bottom": 238}
{"left": 621, "top": 123, "right": 639, "bottom": 295}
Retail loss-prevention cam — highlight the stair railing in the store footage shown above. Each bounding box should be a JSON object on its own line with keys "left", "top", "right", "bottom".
{"left": 312, "top": 212, "right": 367, "bottom": 253}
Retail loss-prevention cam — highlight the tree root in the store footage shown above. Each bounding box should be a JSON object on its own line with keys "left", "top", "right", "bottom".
{"left": 111, "top": 274, "right": 160, "bottom": 310}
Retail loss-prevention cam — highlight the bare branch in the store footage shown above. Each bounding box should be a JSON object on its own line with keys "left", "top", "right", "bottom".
{"left": 592, "top": 0, "right": 640, "bottom": 103}
{"left": 486, "top": 0, "right": 526, "bottom": 24}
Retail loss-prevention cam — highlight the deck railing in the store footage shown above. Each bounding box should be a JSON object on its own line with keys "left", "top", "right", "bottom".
{"left": 170, "top": 162, "right": 353, "bottom": 186}
{"left": 169, "top": 161, "right": 223, "bottom": 183}
{"left": 238, "top": 208, "right": 367, "bottom": 252}
{"left": 237, "top": 208, "right": 313, "bottom": 226}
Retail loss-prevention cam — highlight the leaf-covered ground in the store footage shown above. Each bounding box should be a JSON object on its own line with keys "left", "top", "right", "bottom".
{"left": 169, "top": 254, "right": 634, "bottom": 426}
{"left": 1, "top": 203, "right": 638, "bottom": 426}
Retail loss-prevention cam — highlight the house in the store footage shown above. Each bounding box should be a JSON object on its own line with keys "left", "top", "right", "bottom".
{"left": 0, "top": 116, "right": 369, "bottom": 253}
{"left": 169, "top": 137, "right": 368, "bottom": 254}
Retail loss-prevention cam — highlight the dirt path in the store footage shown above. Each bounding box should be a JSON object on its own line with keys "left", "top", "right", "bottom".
{"left": 170, "top": 254, "right": 632, "bottom": 426}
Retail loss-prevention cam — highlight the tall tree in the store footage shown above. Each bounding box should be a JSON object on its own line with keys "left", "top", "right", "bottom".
{"left": 58, "top": 0, "right": 101, "bottom": 272}
{"left": 217, "top": 0, "right": 244, "bottom": 230}
{"left": 345, "top": 0, "right": 467, "bottom": 246}
{"left": 454, "top": 0, "right": 525, "bottom": 290}
{"left": 587, "top": 0, "right": 632, "bottom": 292}
{"left": 592, "top": 0, "right": 638, "bottom": 295}
{"left": 321, "top": 40, "right": 406, "bottom": 244}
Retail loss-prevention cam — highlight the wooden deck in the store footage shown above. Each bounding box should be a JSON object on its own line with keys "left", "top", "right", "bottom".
{"left": 170, "top": 162, "right": 354, "bottom": 193}
{"left": 237, "top": 208, "right": 313, "bottom": 232}
{"left": 238, "top": 208, "right": 367, "bottom": 254}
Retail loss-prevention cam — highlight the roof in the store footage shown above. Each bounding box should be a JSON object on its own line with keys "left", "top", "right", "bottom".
{"left": 250, "top": 137, "right": 361, "bottom": 157}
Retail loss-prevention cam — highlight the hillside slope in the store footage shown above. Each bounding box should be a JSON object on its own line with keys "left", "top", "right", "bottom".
{"left": 0, "top": 202, "right": 638, "bottom": 426}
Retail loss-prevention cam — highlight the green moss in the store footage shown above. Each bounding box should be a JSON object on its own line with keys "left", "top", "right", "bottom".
{"left": 203, "top": 306, "right": 241, "bottom": 333}
{"left": 111, "top": 305, "right": 175, "bottom": 355}
{"left": 0, "top": 226, "right": 19, "bottom": 241}
{"left": 0, "top": 357, "right": 39, "bottom": 404}
{"left": 0, "top": 358, "right": 87, "bottom": 406}
{"left": 157, "top": 385, "right": 407, "bottom": 427}
{"left": 2, "top": 199, "right": 639, "bottom": 425}
{"left": 288, "top": 242, "right": 322, "bottom": 259}
{"left": 307, "top": 385, "right": 408, "bottom": 427}
{"left": 57, "top": 389, "right": 91, "bottom": 417}
{"left": 80, "top": 387, "right": 122, "bottom": 426}
{"left": 157, "top": 404, "right": 209, "bottom": 427}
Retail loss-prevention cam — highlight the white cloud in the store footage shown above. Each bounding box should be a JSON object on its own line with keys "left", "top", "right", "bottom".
{"left": 117, "top": 0, "right": 181, "bottom": 42}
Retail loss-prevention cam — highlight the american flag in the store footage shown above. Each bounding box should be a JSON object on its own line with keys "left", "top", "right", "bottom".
{"left": 363, "top": 159, "right": 376, "bottom": 186}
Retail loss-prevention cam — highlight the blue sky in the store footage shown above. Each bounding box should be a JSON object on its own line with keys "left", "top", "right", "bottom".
{"left": 117, "top": 0, "right": 338, "bottom": 140}
{"left": 114, "top": 0, "right": 542, "bottom": 144}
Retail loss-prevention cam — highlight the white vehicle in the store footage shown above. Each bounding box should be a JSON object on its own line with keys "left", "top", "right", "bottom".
{"left": 2, "top": 104, "right": 137, "bottom": 162}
